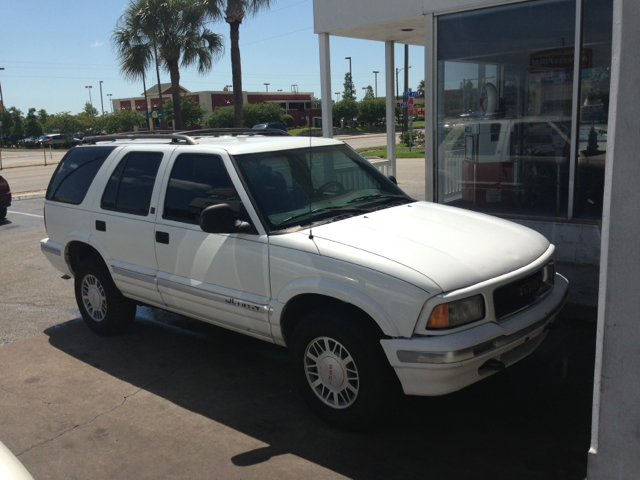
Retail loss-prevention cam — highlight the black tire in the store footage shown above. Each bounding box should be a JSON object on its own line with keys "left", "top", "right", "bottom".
{"left": 74, "top": 256, "right": 137, "bottom": 336}
{"left": 0, "top": 207, "right": 6, "bottom": 220}
{"left": 289, "top": 308, "right": 399, "bottom": 430}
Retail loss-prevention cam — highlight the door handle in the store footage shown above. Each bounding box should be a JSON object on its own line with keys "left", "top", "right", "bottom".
{"left": 96, "top": 220, "right": 106, "bottom": 232}
{"left": 156, "top": 231, "right": 169, "bottom": 244}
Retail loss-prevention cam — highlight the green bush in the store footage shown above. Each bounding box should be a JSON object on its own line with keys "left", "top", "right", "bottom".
{"left": 282, "top": 114, "right": 295, "bottom": 128}
{"left": 332, "top": 98, "right": 359, "bottom": 127}
{"left": 243, "top": 103, "right": 284, "bottom": 127}
{"left": 400, "top": 130, "right": 425, "bottom": 147}
{"left": 206, "top": 103, "right": 285, "bottom": 128}
{"left": 358, "top": 98, "right": 386, "bottom": 125}
{"left": 206, "top": 106, "right": 235, "bottom": 128}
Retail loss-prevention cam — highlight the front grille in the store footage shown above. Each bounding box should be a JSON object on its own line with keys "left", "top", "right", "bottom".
{"left": 493, "top": 265, "right": 553, "bottom": 320}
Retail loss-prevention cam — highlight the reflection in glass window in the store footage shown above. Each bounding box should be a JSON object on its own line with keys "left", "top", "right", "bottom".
{"left": 164, "top": 154, "right": 239, "bottom": 224}
{"left": 101, "top": 152, "right": 163, "bottom": 216}
{"left": 436, "top": 0, "right": 576, "bottom": 217}
{"left": 575, "top": 0, "right": 613, "bottom": 220}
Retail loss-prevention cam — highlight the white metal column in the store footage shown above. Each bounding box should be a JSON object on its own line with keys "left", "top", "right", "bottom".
{"left": 424, "top": 13, "right": 435, "bottom": 202}
{"left": 568, "top": 0, "right": 584, "bottom": 219}
{"left": 385, "top": 41, "right": 396, "bottom": 177}
{"left": 319, "top": 33, "right": 333, "bottom": 138}
{"left": 588, "top": 0, "right": 640, "bottom": 477}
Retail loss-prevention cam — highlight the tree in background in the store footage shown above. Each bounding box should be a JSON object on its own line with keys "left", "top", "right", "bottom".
{"left": 24, "top": 108, "right": 43, "bottom": 138}
{"left": 105, "top": 110, "right": 146, "bottom": 133}
{"left": 43, "top": 112, "right": 80, "bottom": 138}
{"left": 205, "top": 102, "right": 284, "bottom": 128}
{"left": 37, "top": 109, "right": 49, "bottom": 129}
{"left": 358, "top": 98, "right": 385, "bottom": 125}
{"left": 8, "top": 108, "right": 24, "bottom": 137}
{"left": 83, "top": 102, "right": 99, "bottom": 117}
{"left": 332, "top": 98, "right": 358, "bottom": 127}
{"left": 417, "top": 80, "right": 425, "bottom": 98}
{"left": 1, "top": 108, "right": 15, "bottom": 141}
{"left": 204, "top": 0, "right": 273, "bottom": 128}
{"left": 164, "top": 96, "right": 207, "bottom": 127}
{"left": 343, "top": 72, "right": 355, "bottom": 100}
{"left": 113, "top": 0, "right": 224, "bottom": 130}
{"left": 206, "top": 106, "right": 235, "bottom": 128}
{"left": 363, "top": 85, "right": 375, "bottom": 100}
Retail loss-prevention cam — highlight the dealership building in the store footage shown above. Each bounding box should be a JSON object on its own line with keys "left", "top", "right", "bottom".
{"left": 111, "top": 84, "right": 321, "bottom": 128}
{"left": 313, "top": 0, "right": 638, "bottom": 477}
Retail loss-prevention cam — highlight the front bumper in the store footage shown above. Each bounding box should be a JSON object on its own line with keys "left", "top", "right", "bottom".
{"left": 380, "top": 274, "right": 569, "bottom": 396}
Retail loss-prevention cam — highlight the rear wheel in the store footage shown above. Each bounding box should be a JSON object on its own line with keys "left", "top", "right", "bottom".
{"left": 0, "top": 207, "right": 6, "bottom": 220}
{"left": 289, "top": 308, "right": 398, "bottom": 429}
{"left": 74, "top": 257, "right": 136, "bottom": 335}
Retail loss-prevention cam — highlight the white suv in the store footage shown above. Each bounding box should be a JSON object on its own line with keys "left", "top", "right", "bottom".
{"left": 41, "top": 130, "right": 568, "bottom": 428}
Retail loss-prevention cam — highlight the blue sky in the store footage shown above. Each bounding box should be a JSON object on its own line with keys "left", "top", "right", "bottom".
{"left": 0, "top": 0, "right": 425, "bottom": 115}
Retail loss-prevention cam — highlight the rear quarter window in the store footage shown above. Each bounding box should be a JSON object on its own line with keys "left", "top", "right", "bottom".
{"left": 46, "top": 147, "right": 116, "bottom": 205}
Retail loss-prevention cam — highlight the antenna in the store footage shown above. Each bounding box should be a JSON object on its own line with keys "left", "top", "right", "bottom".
{"left": 308, "top": 113, "right": 314, "bottom": 240}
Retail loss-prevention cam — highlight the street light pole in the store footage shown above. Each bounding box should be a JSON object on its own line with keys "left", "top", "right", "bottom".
{"left": 99, "top": 81, "right": 104, "bottom": 116}
{"left": 345, "top": 57, "right": 352, "bottom": 98}
{"left": 373, "top": 71, "right": 379, "bottom": 98}
{"left": 85, "top": 86, "right": 93, "bottom": 107}
{"left": 264, "top": 83, "right": 270, "bottom": 92}
{"left": 0, "top": 68, "right": 4, "bottom": 141}
{"left": 106, "top": 94, "right": 113, "bottom": 113}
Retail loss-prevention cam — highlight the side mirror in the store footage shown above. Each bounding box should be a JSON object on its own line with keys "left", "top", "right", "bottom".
{"left": 200, "top": 204, "right": 243, "bottom": 234}
{"left": 388, "top": 175, "right": 398, "bottom": 185}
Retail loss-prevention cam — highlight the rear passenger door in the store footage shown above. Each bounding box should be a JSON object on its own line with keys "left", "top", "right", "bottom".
{"left": 91, "top": 146, "right": 173, "bottom": 305}
{"left": 153, "top": 149, "right": 272, "bottom": 339}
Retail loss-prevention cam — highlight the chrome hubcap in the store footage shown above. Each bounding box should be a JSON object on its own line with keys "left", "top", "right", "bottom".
{"left": 304, "top": 337, "right": 359, "bottom": 409}
{"left": 82, "top": 274, "right": 107, "bottom": 322}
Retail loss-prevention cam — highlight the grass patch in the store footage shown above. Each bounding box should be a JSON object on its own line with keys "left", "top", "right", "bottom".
{"left": 357, "top": 146, "right": 425, "bottom": 159}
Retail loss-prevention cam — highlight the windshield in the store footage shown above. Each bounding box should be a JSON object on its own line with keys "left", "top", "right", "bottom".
{"left": 233, "top": 144, "right": 413, "bottom": 232}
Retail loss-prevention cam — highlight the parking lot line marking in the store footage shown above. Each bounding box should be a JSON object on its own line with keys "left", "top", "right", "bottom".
{"left": 9, "top": 211, "right": 44, "bottom": 218}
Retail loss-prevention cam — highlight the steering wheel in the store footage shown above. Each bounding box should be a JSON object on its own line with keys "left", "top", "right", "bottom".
{"left": 316, "top": 180, "right": 346, "bottom": 196}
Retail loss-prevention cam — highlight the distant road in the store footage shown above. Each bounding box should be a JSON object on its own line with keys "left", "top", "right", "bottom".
{"left": 2, "top": 134, "right": 426, "bottom": 200}
{"left": 0, "top": 149, "right": 65, "bottom": 169}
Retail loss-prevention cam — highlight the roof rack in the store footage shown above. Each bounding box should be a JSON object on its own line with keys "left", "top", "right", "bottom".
{"left": 81, "top": 133, "right": 198, "bottom": 145}
{"left": 181, "top": 128, "right": 291, "bottom": 137}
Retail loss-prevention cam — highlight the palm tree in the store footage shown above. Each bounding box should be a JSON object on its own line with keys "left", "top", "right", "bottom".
{"left": 417, "top": 80, "right": 425, "bottom": 99}
{"left": 113, "top": 0, "right": 224, "bottom": 130}
{"left": 206, "top": 0, "right": 274, "bottom": 128}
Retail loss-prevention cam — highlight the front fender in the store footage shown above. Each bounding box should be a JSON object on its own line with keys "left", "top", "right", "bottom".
{"left": 274, "top": 278, "right": 399, "bottom": 337}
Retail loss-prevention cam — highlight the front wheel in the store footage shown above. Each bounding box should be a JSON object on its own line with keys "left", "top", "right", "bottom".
{"left": 289, "top": 309, "right": 398, "bottom": 430}
{"left": 74, "top": 257, "right": 137, "bottom": 335}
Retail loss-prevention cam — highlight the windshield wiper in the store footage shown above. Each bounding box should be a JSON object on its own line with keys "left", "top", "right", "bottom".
{"left": 276, "top": 206, "right": 368, "bottom": 227}
{"left": 347, "top": 193, "right": 412, "bottom": 205}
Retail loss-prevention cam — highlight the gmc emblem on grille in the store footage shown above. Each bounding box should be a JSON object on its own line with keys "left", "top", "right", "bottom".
{"left": 520, "top": 278, "right": 542, "bottom": 296}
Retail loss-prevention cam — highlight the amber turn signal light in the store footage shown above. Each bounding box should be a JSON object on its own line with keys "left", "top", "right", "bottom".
{"left": 427, "top": 303, "right": 449, "bottom": 328}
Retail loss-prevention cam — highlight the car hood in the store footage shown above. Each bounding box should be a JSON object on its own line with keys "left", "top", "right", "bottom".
{"left": 309, "top": 201, "right": 550, "bottom": 292}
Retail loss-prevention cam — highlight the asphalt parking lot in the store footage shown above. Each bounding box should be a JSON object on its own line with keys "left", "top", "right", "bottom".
{"left": 0, "top": 198, "right": 595, "bottom": 479}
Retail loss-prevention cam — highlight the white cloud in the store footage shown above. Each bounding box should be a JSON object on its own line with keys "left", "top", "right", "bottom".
{"left": 91, "top": 41, "right": 105, "bottom": 48}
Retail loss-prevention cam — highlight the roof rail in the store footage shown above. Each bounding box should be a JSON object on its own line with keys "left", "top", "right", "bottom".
{"left": 81, "top": 133, "right": 198, "bottom": 145}
{"left": 181, "top": 128, "right": 291, "bottom": 137}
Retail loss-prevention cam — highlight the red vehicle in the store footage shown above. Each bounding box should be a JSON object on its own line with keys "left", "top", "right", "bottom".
{"left": 0, "top": 175, "right": 11, "bottom": 220}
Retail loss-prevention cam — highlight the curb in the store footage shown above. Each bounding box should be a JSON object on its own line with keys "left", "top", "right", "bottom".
{"left": 12, "top": 191, "right": 46, "bottom": 201}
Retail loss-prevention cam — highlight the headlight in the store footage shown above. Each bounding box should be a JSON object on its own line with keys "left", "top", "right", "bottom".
{"left": 427, "top": 294, "right": 485, "bottom": 329}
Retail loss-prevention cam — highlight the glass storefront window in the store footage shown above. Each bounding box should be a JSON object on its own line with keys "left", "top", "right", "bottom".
{"left": 575, "top": 0, "right": 613, "bottom": 219}
{"left": 436, "top": 0, "right": 576, "bottom": 217}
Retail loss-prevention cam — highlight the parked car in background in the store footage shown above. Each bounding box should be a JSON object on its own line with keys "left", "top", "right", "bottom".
{"left": 252, "top": 122, "right": 288, "bottom": 132}
{"left": 0, "top": 175, "right": 11, "bottom": 220}
{"left": 39, "top": 134, "right": 66, "bottom": 147}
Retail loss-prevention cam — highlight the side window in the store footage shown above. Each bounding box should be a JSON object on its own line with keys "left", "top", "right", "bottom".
{"left": 163, "top": 153, "right": 239, "bottom": 225}
{"left": 46, "top": 147, "right": 116, "bottom": 205}
{"left": 101, "top": 151, "right": 163, "bottom": 216}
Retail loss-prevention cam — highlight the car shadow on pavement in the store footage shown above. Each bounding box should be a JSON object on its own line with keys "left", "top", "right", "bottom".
{"left": 44, "top": 311, "right": 595, "bottom": 480}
